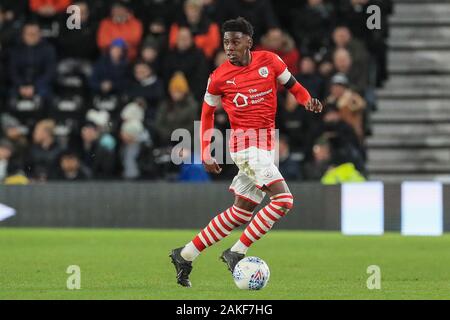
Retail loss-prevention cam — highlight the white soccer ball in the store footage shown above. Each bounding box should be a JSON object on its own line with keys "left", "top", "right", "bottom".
{"left": 232, "top": 257, "right": 270, "bottom": 290}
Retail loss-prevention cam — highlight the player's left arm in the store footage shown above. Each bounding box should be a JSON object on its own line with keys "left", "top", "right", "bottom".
{"left": 283, "top": 75, "right": 323, "bottom": 113}
{"left": 273, "top": 53, "right": 323, "bottom": 113}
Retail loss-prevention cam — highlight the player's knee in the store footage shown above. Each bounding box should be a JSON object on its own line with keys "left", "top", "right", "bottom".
{"left": 232, "top": 205, "right": 254, "bottom": 222}
{"left": 281, "top": 195, "right": 294, "bottom": 213}
{"left": 242, "top": 213, "right": 253, "bottom": 223}
{"left": 271, "top": 193, "right": 294, "bottom": 214}
{"left": 233, "top": 197, "right": 258, "bottom": 221}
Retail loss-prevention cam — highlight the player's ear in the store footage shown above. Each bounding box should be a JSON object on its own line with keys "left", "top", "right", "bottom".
{"left": 247, "top": 36, "right": 253, "bottom": 50}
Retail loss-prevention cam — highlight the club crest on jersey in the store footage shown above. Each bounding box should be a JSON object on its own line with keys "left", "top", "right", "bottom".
{"left": 258, "top": 67, "right": 269, "bottom": 78}
{"left": 263, "top": 168, "right": 273, "bottom": 179}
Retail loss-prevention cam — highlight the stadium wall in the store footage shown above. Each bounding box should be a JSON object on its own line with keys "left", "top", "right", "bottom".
{"left": 0, "top": 182, "right": 449, "bottom": 232}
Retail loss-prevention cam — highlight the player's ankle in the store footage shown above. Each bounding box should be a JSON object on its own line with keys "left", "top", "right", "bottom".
{"left": 180, "top": 242, "right": 200, "bottom": 262}
{"left": 231, "top": 240, "right": 249, "bottom": 255}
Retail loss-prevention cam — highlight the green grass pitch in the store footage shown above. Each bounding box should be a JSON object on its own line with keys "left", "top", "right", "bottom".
{"left": 0, "top": 228, "right": 449, "bottom": 299}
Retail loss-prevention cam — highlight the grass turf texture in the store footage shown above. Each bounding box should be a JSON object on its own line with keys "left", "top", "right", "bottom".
{"left": 0, "top": 228, "right": 449, "bottom": 299}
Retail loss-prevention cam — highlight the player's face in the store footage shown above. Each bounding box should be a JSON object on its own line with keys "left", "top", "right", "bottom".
{"left": 223, "top": 32, "right": 252, "bottom": 65}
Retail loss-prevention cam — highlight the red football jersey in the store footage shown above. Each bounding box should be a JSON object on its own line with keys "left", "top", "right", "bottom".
{"left": 204, "top": 50, "right": 292, "bottom": 152}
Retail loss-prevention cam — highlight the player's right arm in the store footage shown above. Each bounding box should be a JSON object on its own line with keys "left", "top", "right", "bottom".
{"left": 201, "top": 74, "right": 222, "bottom": 174}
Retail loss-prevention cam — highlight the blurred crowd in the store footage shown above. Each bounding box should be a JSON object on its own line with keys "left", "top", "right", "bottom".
{"left": 0, "top": 0, "right": 393, "bottom": 184}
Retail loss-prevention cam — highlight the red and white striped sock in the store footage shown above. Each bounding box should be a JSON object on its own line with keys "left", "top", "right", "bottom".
{"left": 231, "top": 193, "right": 294, "bottom": 254}
{"left": 180, "top": 205, "right": 253, "bottom": 261}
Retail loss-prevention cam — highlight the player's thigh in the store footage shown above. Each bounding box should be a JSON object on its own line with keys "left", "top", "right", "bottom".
{"left": 229, "top": 170, "right": 264, "bottom": 210}
{"left": 233, "top": 195, "right": 258, "bottom": 212}
{"left": 251, "top": 149, "right": 287, "bottom": 194}
{"left": 261, "top": 179, "right": 291, "bottom": 198}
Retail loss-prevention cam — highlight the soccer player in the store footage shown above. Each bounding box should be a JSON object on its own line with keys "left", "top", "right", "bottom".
{"left": 170, "top": 17, "right": 322, "bottom": 287}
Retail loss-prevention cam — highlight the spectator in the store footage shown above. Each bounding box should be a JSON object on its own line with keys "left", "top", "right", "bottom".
{"left": 303, "top": 136, "right": 332, "bottom": 180}
{"left": 70, "top": 121, "right": 116, "bottom": 179}
{"left": 213, "top": 49, "right": 227, "bottom": 68}
{"left": 2, "top": 168, "right": 29, "bottom": 184}
{"left": 119, "top": 119, "right": 156, "bottom": 179}
{"left": 0, "top": 57, "right": 4, "bottom": 104}
{"left": 270, "top": 0, "right": 303, "bottom": 32}
{"left": 121, "top": 100, "right": 145, "bottom": 123}
{"left": 0, "top": 1, "right": 28, "bottom": 23}
{"left": 25, "top": 119, "right": 61, "bottom": 180}
{"left": 176, "top": 144, "right": 211, "bottom": 182}
{"left": 337, "top": 0, "right": 393, "bottom": 86}
{"left": 317, "top": 59, "right": 334, "bottom": 82}
{"left": 331, "top": 25, "right": 368, "bottom": 82}
{"left": 0, "top": 2, "right": 25, "bottom": 48}
{"left": 163, "top": 27, "right": 208, "bottom": 100}
{"left": 276, "top": 135, "right": 302, "bottom": 181}
{"left": 337, "top": 0, "right": 391, "bottom": 43}
{"left": 256, "top": 28, "right": 300, "bottom": 75}
{"left": 295, "top": 56, "right": 325, "bottom": 100}
{"left": 58, "top": 1, "right": 98, "bottom": 63}
{"left": 125, "top": 60, "right": 164, "bottom": 122}
{"left": 216, "top": 0, "right": 280, "bottom": 44}
{"left": 202, "top": 0, "right": 219, "bottom": 22}
{"left": 142, "top": 17, "right": 169, "bottom": 60}
{"left": 325, "top": 73, "right": 366, "bottom": 142}
{"left": 55, "top": 1, "right": 97, "bottom": 102}
{"left": 29, "top": 0, "right": 71, "bottom": 39}
{"left": 90, "top": 38, "right": 129, "bottom": 96}
{"left": 331, "top": 25, "right": 377, "bottom": 110}
{"left": 154, "top": 72, "right": 198, "bottom": 147}
{"left": 85, "top": 108, "right": 112, "bottom": 133}
{"left": 1, "top": 114, "right": 28, "bottom": 169}
{"left": 322, "top": 104, "right": 365, "bottom": 161}
{"left": 309, "top": 103, "right": 366, "bottom": 175}
{"left": 97, "top": 1, "right": 143, "bottom": 61}
{"left": 0, "top": 139, "right": 14, "bottom": 182}
{"left": 139, "top": 37, "right": 163, "bottom": 75}
{"left": 321, "top": 161, "right": 366, "bottom": 184}
{"left": 304, "top": 97, "right": 366, "bottom": 180}
{"left": 120, "top": 98, "right": 158, "bottom": 139}
{"left": 30, "top": 0, "right": 71, "bottom": 17}
{"left": 291, "top": 0, "right": 334, "bottom": 55}
{"left": 123, "top": 0, "right": 177, "bottom": 29}
{"left": 276, "top": 92, "right": 313, "bottom": 153}
{"left": 9, "top": 22, "right": 57, "bottom": 106}
{"left": 331, "top": 26, "right": 369, "bottom": 94}
{"left": 320, "top": 163, "right": 366, "bottom": 185}
{"left": 333, "top": 47, "right": 367, "bottom": 95}
{"left": 49, "top": 150, "right": 91, "bottom": 180}
{"left": 0, "top": 30, "right": 7, "bottom": 101}
{"left": 169, "top": 0, "right": 221, "bottom": 59}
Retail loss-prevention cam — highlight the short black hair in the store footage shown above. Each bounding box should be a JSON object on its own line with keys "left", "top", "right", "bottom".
{"left": 23, "top": 20, "right": 40, "bottom": 29}
{"left": 82, "top": 121, "right": 98, "bottom": 130}
{"left": 221, "top": 17, "right": 254, "bottom": 37}
{"left": 60, "top": 149, "right": 80, "bottom": 160}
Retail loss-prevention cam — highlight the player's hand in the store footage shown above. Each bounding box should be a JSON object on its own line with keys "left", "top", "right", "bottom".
{"left": 305, "top": 98, "right": 323, "bottom": 113}
{"left": 203, "top": 158, "right": 222, "bottom": 174}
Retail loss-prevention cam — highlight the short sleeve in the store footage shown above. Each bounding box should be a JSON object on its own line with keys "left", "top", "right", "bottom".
{"left": 272, "top": 53, "right": 291, "bottom": 85}
{"left": 204, "top": 72, "right": 222, "bottom": 107}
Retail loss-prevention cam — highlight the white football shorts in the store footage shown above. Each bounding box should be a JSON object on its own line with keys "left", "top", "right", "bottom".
{"left": 229, "top": 146, "right": 285, "bottom": 204}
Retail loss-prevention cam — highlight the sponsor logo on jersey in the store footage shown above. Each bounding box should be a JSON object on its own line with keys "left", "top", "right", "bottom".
{"left": 233, "top": 93, "right": 249, "bottom": 107}
{"left": 226, "top": 78, "right": 236, "bottom": 86}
